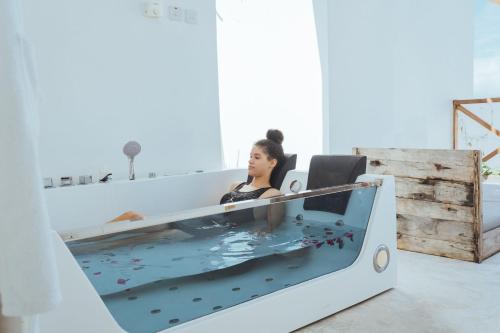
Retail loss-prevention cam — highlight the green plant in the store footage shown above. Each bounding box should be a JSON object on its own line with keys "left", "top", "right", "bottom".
{"left": 482, "top": 164, "right": 500, "bottom": 176}
{"left": 482, "top": 164, "right": 493, "bottom": 177}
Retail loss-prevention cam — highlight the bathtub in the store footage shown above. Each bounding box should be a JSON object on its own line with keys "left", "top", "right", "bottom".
{"left": 45, "top": 169, "right": 248, "bottom": 232}
{"left": 39, "top": 171, "right": 397, "bottom": 333}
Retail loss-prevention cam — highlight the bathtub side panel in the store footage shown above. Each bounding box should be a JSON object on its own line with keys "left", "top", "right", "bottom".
{"left": 167, "top": 174, "right": 397, "bottom": 333}
{"left": 38, "top": 233, "right": 125, "bottom": 333}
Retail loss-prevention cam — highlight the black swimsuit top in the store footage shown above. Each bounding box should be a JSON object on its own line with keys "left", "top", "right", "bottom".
{"left": 220, "top": 182, "right": 272, "bottom": 204}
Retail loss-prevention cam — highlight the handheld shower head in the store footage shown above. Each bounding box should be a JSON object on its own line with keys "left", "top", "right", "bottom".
{"left": 123, "top": 141, "right": 141, "bottom": 158}
{"left": 123, "top": 141, "right": 141, "bottom": 180}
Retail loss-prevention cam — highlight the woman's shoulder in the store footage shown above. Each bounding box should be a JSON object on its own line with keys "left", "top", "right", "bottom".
{"left": 259, "top": 188, "right": 282, "bottom": 199}
{"left": 229, "top": 181, "right": 245, "bottom": 192}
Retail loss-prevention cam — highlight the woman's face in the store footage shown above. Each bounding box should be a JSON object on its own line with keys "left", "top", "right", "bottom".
{"left": 248, "top": 145, "right": 277, "bottom": 178}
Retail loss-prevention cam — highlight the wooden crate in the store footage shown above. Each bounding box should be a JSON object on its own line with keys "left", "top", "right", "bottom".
{"left": 352, "top": 148, "right": 496, "bottom": 263}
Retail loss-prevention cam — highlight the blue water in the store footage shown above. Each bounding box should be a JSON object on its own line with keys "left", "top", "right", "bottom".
{"left": 67, "top": 187, "right": 376, "bottom": 332}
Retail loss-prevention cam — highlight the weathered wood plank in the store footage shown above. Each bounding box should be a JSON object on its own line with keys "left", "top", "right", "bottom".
{"left": 482, "top": 227, "right": 500, "bottom": 260}
{"left": 397, "top": 214, "right": 474, "bottom": 245}
{"left": 483, "top": 148, "right": 500, "bottom": 162}
{"left": 397, "top": 198, "right": 474, "bottom": 223}
{"left": 472, "top": 150, "right": 482, "bottom": 262}
{"left": 453, "top": 108, "right": 459, "bottom": 149}
{"left": 363, "top": 159, "right": 475, "bottom": 183}
{"left": 354, "top": 147, "right": 477, "bottom": 167}
{"left": 395, "top": 177, "right": 473, "bottom": 206}
{"left": 397, "top": 234, "right": 475, "bottom": 261}
{"left": 454, "top": 97, "right": 500, "bottom": 105}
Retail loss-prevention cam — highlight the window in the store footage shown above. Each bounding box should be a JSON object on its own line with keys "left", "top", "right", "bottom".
{"left": 216, "top": 0, "right": 323, "bottom": 170}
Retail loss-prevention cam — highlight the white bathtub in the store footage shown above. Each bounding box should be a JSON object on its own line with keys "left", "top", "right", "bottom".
{"left": 39, "top": 171, "right": 397, "bottom": 333}
{"left": 45, "top": 169, "right": 248, "bottom": 232}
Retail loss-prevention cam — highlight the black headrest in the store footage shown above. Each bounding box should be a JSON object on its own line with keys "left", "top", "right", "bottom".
{"left": 247, "top": 153, "right": 297, "bottom": 190}
{"left": 303, "top": 155, "right": 367, "bottom": 215}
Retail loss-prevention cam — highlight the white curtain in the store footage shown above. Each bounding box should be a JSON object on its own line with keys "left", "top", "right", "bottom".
{"left": 0, "top": 0, "right": 61, "bottom": 322}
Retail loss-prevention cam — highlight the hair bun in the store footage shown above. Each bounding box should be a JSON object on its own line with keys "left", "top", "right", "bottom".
{"left": 266, "top": 129, "right": 284, "bottom": 145}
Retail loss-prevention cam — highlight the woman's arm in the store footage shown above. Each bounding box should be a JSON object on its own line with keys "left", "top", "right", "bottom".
{"left": 252, "top": 189, "right": 285, "bottom": 231}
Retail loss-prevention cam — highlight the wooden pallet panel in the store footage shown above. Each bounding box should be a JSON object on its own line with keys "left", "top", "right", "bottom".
{"left": 353, "top": 147, "right": 482, "bottom": 262}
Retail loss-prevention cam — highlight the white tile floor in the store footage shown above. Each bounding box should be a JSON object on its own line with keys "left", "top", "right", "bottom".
{"left": 297, "top": 250, "right": 500, "bottom": 333}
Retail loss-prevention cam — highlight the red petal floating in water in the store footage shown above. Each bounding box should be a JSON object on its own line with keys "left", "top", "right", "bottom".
{"left": 117, "top": 278, "right": 129, "bottom": 285}
{"left": 315, "top": 241, "right": 324, "bottom": 248}
{"left": 93, "top": 272, "right": 102, "bottom": 276}
{"left": 344, "top": 232, "right": 353, "bottom": 237}
{"left": 327, "top": 239, "right": 335, "bottom": 246}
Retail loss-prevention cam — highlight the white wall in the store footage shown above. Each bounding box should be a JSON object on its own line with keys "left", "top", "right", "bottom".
{"left": 22, "top": 0, "right": 223, "bottom": 182}
{"left": 392, "top": 0, "right": 473, "bottom": 149}
{"left": 20, "top": 0, "right": 475, "bottom": 181}
{"left": 325, "top": 0, "right": 473, "bottom": 154}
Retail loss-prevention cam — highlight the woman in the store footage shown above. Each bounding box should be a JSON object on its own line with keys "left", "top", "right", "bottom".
{"left": 220, "top": 129, "right": 284, "bottom": 204}
{"left": 218, "top": 129, "right": 286, "bottom": 232}
{"left": 109, "top": 129, "right": 285, "bottom": 224}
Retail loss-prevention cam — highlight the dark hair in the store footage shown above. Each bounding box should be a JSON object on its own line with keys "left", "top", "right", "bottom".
{"left": 254, "top": 129, "right": 285, "bottom": 165}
